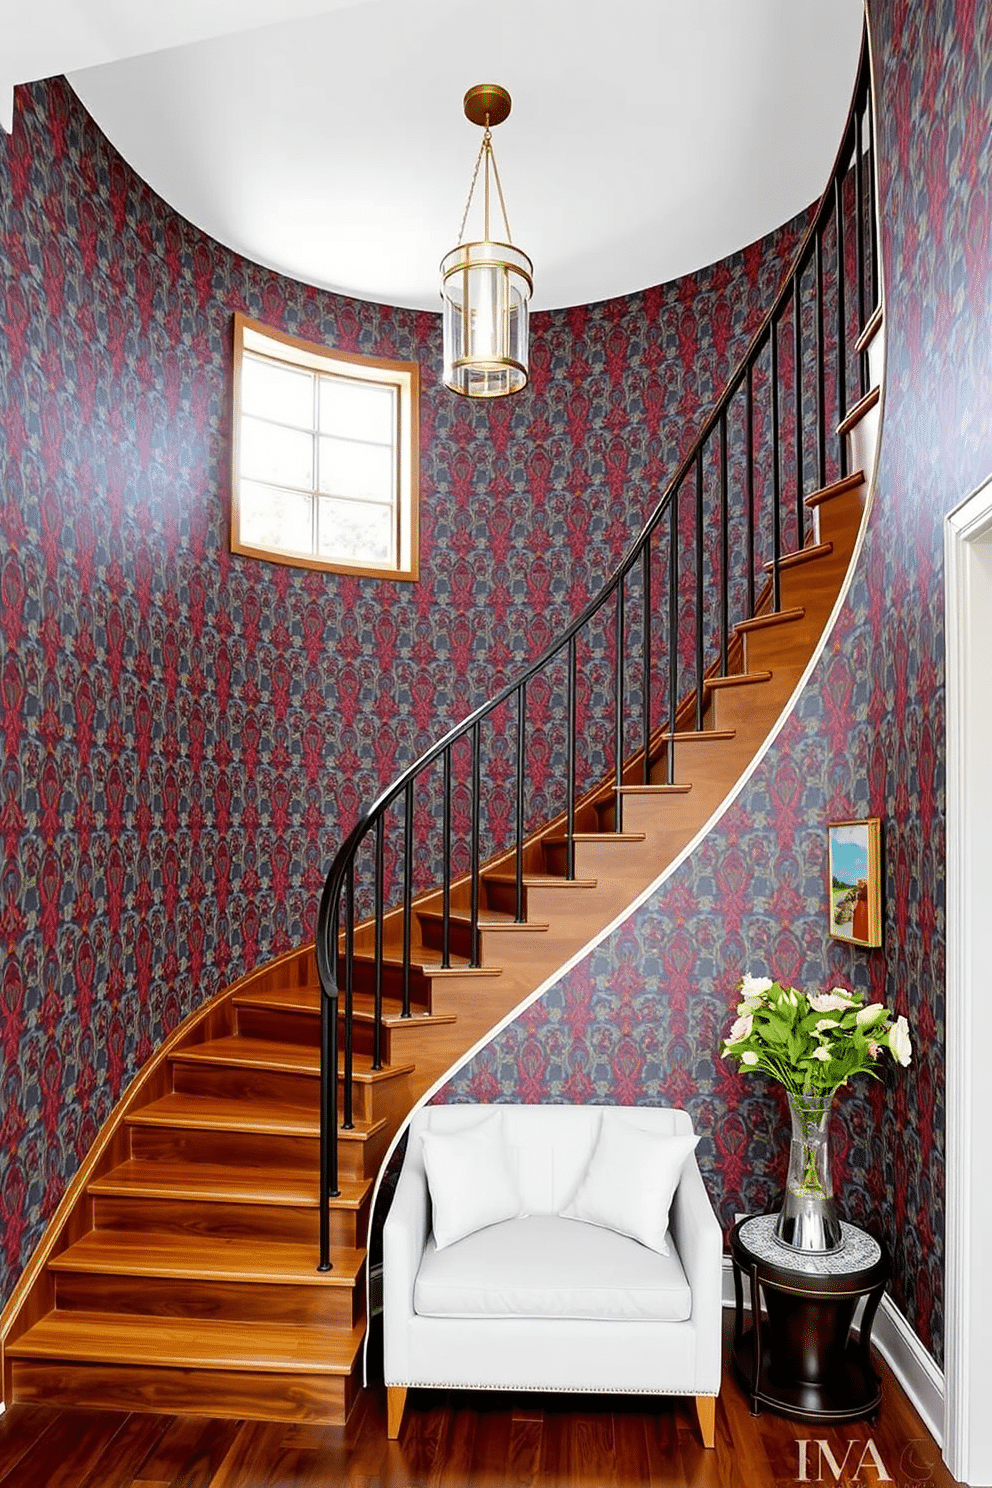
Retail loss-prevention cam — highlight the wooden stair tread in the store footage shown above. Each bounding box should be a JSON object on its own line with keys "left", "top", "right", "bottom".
{"left": 7, "top": 1311, "right": 364, "bottom": 1374}
{"left": 659, "top": 728, "right": 736, "bottom": 743}
{"left": 704, "top": 671, "right": 773, "bottom": 691}
{"left": 126, "top": 1092, "right": 385, "bottom": 1142}
{"left": 233, "top": 984, "right": 456, "bottom": 1030}
{"left": 855, "top": 304, "right": 882, "bottom": 353}
{"left": 419, "top": 907, "right": 550, "bottom": 933}
{"left": 617, "top": 783, "right": 692, "bottom": 795}
{"left": 542, "top": 832, "right": 647, "bottom": 846}
{"left": 837, "top": 384, "right": 880, "bottom": 435}
{"left": 88, "top": 1159, "right": 369, "bottom": 1209}
{"left": 171, "top": 1035, "right": 413, "bottom": 1082}
{"left": 763, "top": 541, "right": 833, "bottom": 573}
{"left": 804, "top": 470, "right": 865, "bottom": 508}
{"left": 484, "top": 869, "right": 596, "bottom": 886}
{"left": 734, "top": 607, "right": 806, "bottom": 635}
{"left": 49, "top": 1231, "right": 364, "bottom": 1286}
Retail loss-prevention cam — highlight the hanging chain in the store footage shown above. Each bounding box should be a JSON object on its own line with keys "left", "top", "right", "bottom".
{"left": 457, "top": 128, "right": 490, "bottom": 244}
{"left": 456, "top": 122, "right": 514, "bottom": 246}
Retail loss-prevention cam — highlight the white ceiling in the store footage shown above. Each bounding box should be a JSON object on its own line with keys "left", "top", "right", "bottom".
{"left": 7, "top": 0, "right": 865, "bottom": 312}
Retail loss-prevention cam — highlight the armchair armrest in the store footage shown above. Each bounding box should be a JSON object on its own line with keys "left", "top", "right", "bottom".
{"left": 670, "top": 1156, "right": 723, "bottom": 1389}
{"left": 383, "top": 1136, "right": 431, "bottom": 1382}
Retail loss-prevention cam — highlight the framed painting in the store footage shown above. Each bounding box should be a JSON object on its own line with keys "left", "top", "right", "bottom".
{"left": 827, "top": 818, "right": 882, "bottom": 947}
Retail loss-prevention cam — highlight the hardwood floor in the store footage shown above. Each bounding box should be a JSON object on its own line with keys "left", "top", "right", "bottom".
{"left": 0, "top": 1316, "right": 959, "bottom": 1487}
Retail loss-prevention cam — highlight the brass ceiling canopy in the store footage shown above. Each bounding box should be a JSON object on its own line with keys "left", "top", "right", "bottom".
{"left": 462, "top": 83, "right": 512, "bottom": 129}
{"left": 440, "top": 82, "right": 533, "bottom": 398}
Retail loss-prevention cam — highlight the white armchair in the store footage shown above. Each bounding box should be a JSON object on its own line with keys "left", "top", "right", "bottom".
{"left": 383, "top": 1103, "right": 723, "bottom": 1445}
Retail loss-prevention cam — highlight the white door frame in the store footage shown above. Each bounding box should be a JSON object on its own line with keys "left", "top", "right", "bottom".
{"left": 944, "top": 473, "right": 992, "bottom": 1486}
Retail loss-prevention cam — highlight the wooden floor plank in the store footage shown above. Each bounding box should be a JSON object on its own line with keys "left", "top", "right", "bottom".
{"left": 0, "top": 1320, "right": 958, "bottom": 1488}
{"left": 0, "top": 1408, "right": 130, "bottom": 1488}
{"left": 75, "top": 1411, "right": 174, "bottom": 1488}
{"left": 128, "top": 1413, "right": 243, "bottom": 1488}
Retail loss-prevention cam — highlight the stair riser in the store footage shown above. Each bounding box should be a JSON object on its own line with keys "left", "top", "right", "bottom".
{"left": 742, "top": 621, "right": 821, "bottom": 674}
{"left": 776, "top": 551, "right": 852, "bottom": 615}
{"left": 128, "top": 1123, "right": 386, "bottom": 1181}
{"left": 10, "top": 1359, "right": 357, "bottom": 1425}
{"left": 172, "top": 1062, "right": 380, "bottom": 1126}
{"left": 648, "top": 736, "right": 740, "bottom": 791}
{"left": 235, "top": 1006, "right": 321, "bottom": 1047}
{"left": 810, "top": 488, "right": 866, "bottom": 549}
{"left": 482, "top": 878, "right": 529, "bottom": 917}
{"left": 706, "top": 674, "right": 799, "bottom": 735}
{"left": 91, "top": 1196, "right": 367, "bottom": 1249}
{"left": 418, "top": 912, "right": 475, "bottom": 962}
{"left": 54, "top": 1272, "right": 362, "bottom": 1328}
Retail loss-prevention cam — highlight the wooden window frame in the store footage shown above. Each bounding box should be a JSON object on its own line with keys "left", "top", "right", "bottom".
{"left": 231, "top": 312, "right": 420, "bottom": 580}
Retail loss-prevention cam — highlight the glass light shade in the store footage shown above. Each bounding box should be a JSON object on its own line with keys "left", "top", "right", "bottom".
{"left": 440, "top": 239, "right": 533, "bottom": 398}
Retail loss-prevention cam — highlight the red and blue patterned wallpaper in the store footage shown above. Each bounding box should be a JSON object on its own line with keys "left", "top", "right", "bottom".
{"left": 440, "top": 0, "right": 992, "bottom": 1366}
{"left": 0, "top": 77, "right": 806, "bottom": 1305}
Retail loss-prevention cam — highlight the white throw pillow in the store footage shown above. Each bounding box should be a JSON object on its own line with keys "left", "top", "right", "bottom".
{"left": 420, "top": 1114, "right": 522, "bottom": 1250}
{"left": 560, "top": 1116, "right": 698, "bottom": 1256}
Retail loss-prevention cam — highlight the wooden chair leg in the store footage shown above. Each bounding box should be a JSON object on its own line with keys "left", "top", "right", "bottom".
{"left": 387, "top": 1385, "right": 408, "bottom": 1439}
{"left": 695, "top": 1394, "right": 716, "bottom": 1448}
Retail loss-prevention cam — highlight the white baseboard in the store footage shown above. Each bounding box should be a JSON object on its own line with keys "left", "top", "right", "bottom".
{"left": 721, "top": 1258, "right": 944, "bottom": 1444}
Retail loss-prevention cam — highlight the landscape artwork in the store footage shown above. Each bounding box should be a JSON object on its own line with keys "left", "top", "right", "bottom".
{"left": 827, "top": 818, "right": 882, "bottom": 947}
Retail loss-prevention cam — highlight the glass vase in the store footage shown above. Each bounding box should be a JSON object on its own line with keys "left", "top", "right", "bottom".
{"left": 774, "top": 1092, "right": 844, "bottom": 1253}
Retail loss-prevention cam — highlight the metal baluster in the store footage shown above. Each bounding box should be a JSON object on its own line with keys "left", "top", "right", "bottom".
{"left": 470, "top": 720, "right": 481, "bottom": 966}
{"left": 342, "top": 868, "right": 355, "bottom": 1129}
{"left": 668, "top": 485, "right": 679, "bottom": 763}
{"left": 641, "top": 542, "right": 652, "bottom": 784}
{"left": 373, "top": 821, "right": 384, "bottom": 1069}
{"left": 771, "top": 318, "right": 781, "bottom": 612}
{"left": 614, "top": 581, "right": 625, "bottom": 831}
{"left": 402, "top": 781, "right": 413, "bottom": 1018}
{"left": 815, "top": 230, "right": 826, "bottom": 491}
{"left": 719, "top": 413, "right": 729, "bottom": 673}
{"left": 834, "top": 174, "right": 848, "bottom": 477}
{"left": 867, "top": 86, "right": 878, "bottom": 310}
{"left": 746, "top": 366, "right": 755, "bottom": 617}
{"left": 515, "top": 683, "right": 526, "bottom": 921}
{"left": 441, "top": 748, "right": 452, "bottom": 969}
{"left": 793, "top": 271, "right": 804, "bottom": 546}
{"left": 855, "top": 103, "right": 867, "bottom": 395}
{"left": 566, "top": 638, "right": 577, "bottom": 877}
{"left": 693, "top": 449, "right": 704, "bottom": 739}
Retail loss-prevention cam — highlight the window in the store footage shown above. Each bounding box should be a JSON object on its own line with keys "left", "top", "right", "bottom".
{"left": 231, "top": 313, "right": 419, "bottom": 579}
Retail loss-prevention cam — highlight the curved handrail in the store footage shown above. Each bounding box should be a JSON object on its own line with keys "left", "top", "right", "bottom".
{"left": 316, "top": 27, "right": 877, "bottom": 1268}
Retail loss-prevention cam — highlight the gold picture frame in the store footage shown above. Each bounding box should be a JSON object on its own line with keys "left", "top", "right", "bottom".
{"left": 827, "top": 818, "right": 882, "bottom": 947}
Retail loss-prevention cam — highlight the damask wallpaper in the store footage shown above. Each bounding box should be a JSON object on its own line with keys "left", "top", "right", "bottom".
{"left": 0, "top": 77, "right": 806, "bottom": 1306}
{"left": 440, "top": 0, "right": 992, "bottom": 1366}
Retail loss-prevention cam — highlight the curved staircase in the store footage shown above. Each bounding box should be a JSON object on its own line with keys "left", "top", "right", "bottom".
{"left": 1, "top": 38, "right": 883, "bottom": 1428}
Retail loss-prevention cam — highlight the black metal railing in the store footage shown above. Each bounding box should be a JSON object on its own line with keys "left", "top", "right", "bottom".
{"left": 315, "top": 30, "right": 879, "bottom": 1270}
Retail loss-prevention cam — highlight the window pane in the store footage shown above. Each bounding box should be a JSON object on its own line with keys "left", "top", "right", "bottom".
{"left": 319, "top": 378, "right": 395, "bottom": 444}
{"left": 242, "top": 354, "right": 313, "bottom": 428}
{"left": 241, "top": 415, "right": 314, "bottom": 491}
{"left": 318, "top": 436, "right": 394, "bottom": 503}
{"left": 239, "top": 480, "right": 313, "bottom": 555}
{"left": 318, "top": 497, "right": 394, "bottom": 565}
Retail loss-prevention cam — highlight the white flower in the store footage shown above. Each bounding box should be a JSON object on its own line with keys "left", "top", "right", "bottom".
{"left": 889, "top": 1015, "right": 912, "bottom": 1067}
{"left": 856, "top": 1003, "right": 887, "bottom": 1025}
{"left": 829, "top": 987, "right": 859, "bottom": 1003}
{"left": 740, "top": 974, "right": 773, "bottom": 999}
{"left": 738, "top": 996, "right": 764, "bottom": 1014}
{"left": 811, "top": 1046, "right": 832, "bottom": 1061}
{"left": 815, "top": 1017, "right": 839, "bottom": 1032}
{"left": 741, "top": 1051, "right": 760, "bottom": 1066}
{"left": 868, "top": 1040, "right": 882, "bottom": 1059}
{"left": 726, "top": 1014, "right": 753, "bottom": 1044}
{"left": 809, "top": 992, "right": 853, "bottom": 1013}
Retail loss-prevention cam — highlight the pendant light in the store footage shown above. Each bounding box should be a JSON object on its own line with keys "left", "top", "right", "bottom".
{"left": 440, "top": 84, "right": 533, "bottom": 398}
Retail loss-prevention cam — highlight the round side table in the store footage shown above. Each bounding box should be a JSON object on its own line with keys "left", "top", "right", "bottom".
{"left": 729, "top": 1215, "right": 889, "bottom": 1424}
